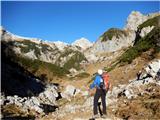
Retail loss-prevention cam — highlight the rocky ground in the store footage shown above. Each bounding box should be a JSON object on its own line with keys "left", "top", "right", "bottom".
{"left": 1, "top": 58, "right": 160, "bottom": 120}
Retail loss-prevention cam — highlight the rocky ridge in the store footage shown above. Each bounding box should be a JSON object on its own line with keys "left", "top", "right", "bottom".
{"left": 0, "top": 27, "right": 90, "bottom": 71}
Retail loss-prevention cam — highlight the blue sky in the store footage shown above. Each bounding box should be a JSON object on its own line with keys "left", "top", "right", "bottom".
{"left": 1, "top": 1, "right": 159, "bottom": 43}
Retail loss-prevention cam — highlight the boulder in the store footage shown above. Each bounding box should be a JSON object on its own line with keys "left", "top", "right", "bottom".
{"left": 123, "top": 89, "right": 134, "bottom": 99}
{"left": 23, "top": 97, "right": 43, "bottom": 113}
{"left": 63, "top": 85, "right": 76, "bottom": 96}
{"left": 61, "top": 85, "right": 82, "bottom": 101}
{"left": 145, "top": 60, "right": 160, "bottom": 78}
{"left": 38, "top": 84, "right": 58, "bottom": 105}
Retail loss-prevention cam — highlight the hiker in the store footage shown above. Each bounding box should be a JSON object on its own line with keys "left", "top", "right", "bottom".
{"left": 89, "top": 69, "right": 110, "bottom": 119}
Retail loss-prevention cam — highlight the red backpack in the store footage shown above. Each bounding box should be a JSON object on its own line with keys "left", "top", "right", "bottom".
{"left": 102, "top": 73, "right": 110, "bottom": 90}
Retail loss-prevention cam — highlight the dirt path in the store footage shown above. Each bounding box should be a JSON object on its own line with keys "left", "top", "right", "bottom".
{"left": 39, "top": 108, "right": 122, "bottom": 120}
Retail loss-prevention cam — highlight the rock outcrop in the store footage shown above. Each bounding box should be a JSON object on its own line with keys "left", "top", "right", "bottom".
{"left": 1, "top": 84, "right": 59, "bottom": 116}
{"left": 108, "top": 59, "right": 160, "bottom": 101}
{"left": 86, "top": 11, "right": 159, "bottom": 57}
{"left": 125, "top": 11, "right": 147, "bottom": 31}
{"left": 124, "top": 11, "right": 159, "bottom": 31}
{"left": 140, "top": 26, "right": 155, "bottom": 37}
{"left": 38, "top": 84, "right": 59, "bottom": 105}
{"left": 91, "top": 30, "right": 135, "bottom": 53}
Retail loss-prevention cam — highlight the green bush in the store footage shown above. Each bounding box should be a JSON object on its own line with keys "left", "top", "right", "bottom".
{"left": 101, "top": 28, "right": 127, "bottom": 41}
{"left": 119, "top": 47, "right": 139, "bottom": 64}
{"left": 15, "top": 56, "right": 69, "bottom": 77}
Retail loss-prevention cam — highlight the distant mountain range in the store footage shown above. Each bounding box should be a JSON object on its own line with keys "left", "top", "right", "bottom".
{"left": 1, "top": 26, "right": 92, "bottom": 67}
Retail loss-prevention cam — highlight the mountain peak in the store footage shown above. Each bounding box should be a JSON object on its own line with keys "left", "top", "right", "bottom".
{"left": 72, "top": 37, "right": 93, "bottom": 50}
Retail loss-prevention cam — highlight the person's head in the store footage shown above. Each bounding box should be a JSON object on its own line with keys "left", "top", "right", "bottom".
{"left": 97, "top": 69, "right": 103, "bottom": 75}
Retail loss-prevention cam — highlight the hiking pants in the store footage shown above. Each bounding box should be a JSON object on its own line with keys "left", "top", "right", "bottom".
{"left": 93, "top": 88, "right": 107, "bottom": 115}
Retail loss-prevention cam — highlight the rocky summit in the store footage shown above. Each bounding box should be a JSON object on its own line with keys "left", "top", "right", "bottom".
{"left": 1, "top": 11, "right": 160, "bottom": 120}
{"left": 72, "top": 37, "right": 93, "bottom": 50}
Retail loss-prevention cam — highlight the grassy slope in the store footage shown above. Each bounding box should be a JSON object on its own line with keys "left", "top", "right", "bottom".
{"left": 139, "top": 15, "right": 160, "bottom": 29}
{"left": 105, "top": 15, "right": 160, "bottom": 71}
{"left": 63, "top": 51, "right": 87, "bottom": 70}
{"left": 2, "top": 39, "right": 87, "bottom": 82}
{"left": 104, "top": 26, "right": 159, "bottom": 72}
{"left": 101, "top": 28, "right": 127, "bottom": 41}
{"left": 14, "top": 56, "right": 69, "bottom": 82}
{"left": 56, "top": 47, "right": 87, "bottom": 70}
{"left": 119, "top": 27, "right": 160, "bottom": 64}
{"left": 2, "top": 40, "right": 69, "bottom": 82}
{"left": 119, "top": 15, "right": 160, "bottom": 64}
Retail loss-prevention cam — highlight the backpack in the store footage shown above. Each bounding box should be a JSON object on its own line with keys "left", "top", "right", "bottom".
{"left": 100, "top": 73, "right": 110, "bottom": 91}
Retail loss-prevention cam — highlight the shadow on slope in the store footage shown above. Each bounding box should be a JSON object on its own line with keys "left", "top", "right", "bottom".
{"left": 1, "top": 41, "right": 45, "bottom": 97}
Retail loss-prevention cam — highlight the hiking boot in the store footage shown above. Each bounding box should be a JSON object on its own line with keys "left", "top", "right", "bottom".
{"left": 93, "top": 114, "right": 99, "bottom": 119}
{"left": 101, "top": 114, "right": 107, "bottom": 119}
